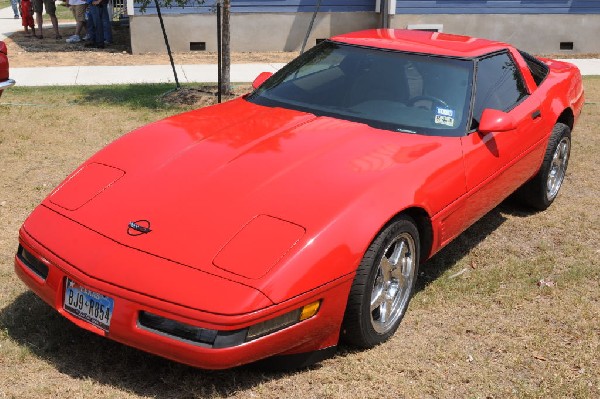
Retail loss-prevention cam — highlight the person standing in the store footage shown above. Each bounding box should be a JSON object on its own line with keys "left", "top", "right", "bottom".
{"left": 21, "top": 0, "right": 36, "bottom": 37}
{"left": 65, "top": 0, "right": 87, "bottom": 43}
{"left": 33, "top": 0, "right": 61, "bottom": 39}
{"left": 102, "top": 0, "right": 113, "bottom": 44}
{"left": 85, "top": 0, "right": 107, "bottom": 48}
{"left": 10, "top": 0, "right": 20, "bottom": 18}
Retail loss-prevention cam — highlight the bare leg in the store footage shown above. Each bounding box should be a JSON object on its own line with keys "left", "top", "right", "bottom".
{"left": 50, "top": 14, "right": 59, "bottom": 38}
{"left": 35, "top": 12, "right": 43, "bottom": 37}
{"left": 75, "top": 20, "right": 83, "bottom": 37}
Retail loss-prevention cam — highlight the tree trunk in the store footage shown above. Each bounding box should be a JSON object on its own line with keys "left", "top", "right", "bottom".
{"left": 221, "top": 0, "right": 232, "bottom": 94}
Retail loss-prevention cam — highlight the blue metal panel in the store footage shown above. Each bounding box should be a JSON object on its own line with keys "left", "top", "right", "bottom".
{"left": 134, "top": 0, "right": 375, "bottom": 15}
{"left": 133, "top": 0, "right": 600, "bottom": 15}
{"left": 396, "top": 0, "right": 600, "bottom": 14}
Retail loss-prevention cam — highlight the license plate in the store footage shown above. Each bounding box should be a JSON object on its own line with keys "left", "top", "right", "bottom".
{"left": 64, "top": 278, "right": 114, "bottom": 331}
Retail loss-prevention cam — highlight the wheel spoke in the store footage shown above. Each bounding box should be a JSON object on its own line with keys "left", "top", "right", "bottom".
{"left": 391, "top": 266, "right": 403, "bottom": 280}
{"left": 370, "top": 287, "right": 385, "bottom": 312}
{"left": 548, "top": 173, "right": 556, "bottom": 190}
{"left": 380, "top": 296, "right": 394, "bottom": 323}
{"left": 389, "top": 241, "right": 405, "bottom": 266}
{"left": 560, "top": 142, "right": 568, "bottom": 159}
{"left": 380, "top": 257, "right": 392, "bottom": 281}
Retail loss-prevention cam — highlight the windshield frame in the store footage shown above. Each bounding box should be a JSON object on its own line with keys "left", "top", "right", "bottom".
{"left": 247, "top": 40, "right": 476, "bottom": 137}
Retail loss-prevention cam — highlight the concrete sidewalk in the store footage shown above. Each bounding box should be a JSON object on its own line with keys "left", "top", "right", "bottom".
{"left": 1, "top": 6, "right": 23, "bottom": 41}
{"left": 3, "top": 6, "right": 600, "bottom": 86}
{"left": 10, "top": 59, "right": 600, "bottom": 86}
{"left": 10, "top": 63, "right": 287, "bottom": 86}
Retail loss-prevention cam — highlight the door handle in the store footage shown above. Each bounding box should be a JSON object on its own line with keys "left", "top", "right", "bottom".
{"left": 531, "top": 110, "right": 542, "bottom": 119}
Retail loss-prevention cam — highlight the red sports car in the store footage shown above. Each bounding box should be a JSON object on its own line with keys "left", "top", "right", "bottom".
{"left": 0, "top": 41, "right": 16, "bottom": 98}
{"left": 15, "top": 30, "right": 584, "bottom": 369}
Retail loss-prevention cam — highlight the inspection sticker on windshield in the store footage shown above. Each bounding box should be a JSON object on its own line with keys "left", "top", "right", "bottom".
{"left": 435, "top": 107, "right": 455, "bottom": 127}
{"left": 436, "top": 107, "right": 454, "bottom": 117}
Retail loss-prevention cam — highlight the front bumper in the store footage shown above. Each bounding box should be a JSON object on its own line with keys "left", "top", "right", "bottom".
{"left": 0, "top": 78, "right": 15, "bottom": 92}
{"left": 14, "top": 209, "right": 353, "bottom": 369}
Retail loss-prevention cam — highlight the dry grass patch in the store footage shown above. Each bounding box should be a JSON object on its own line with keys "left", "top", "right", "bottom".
{"left": 0, "top": 80, "right": 599, "bottom": 398}
{"left": 6, "top": 28, "right": 298, "bottom": 68}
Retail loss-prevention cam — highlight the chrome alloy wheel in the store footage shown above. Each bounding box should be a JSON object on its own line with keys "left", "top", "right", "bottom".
{"left": 547, "top": 136, "right": 570, "bottom": 201}
{"left": 370, "top": 232, "right": 416, "bottom": 334}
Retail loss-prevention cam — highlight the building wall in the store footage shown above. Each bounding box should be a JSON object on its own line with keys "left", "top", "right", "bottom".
{"left": 129, "top": 0, "right": 600, "bottom": 54}
{"left": 390, "top": 14, "right": 600, "bottom": 53}
{"left": 130, "top": 12, "right": 379, "bottom": 53}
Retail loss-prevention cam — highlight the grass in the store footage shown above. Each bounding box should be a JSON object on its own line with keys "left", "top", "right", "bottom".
{"left": 56, "top": 2, "right": 74, "bottom": 22}
{"left": 1, "top": 0, "right": 72, "bottom": 20}
{"left": 0, "top": 81, "right": 599, "bottom": 398}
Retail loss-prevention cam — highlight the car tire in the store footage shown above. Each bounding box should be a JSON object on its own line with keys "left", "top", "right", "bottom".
{"left": 341, "top": 215, "right": 420, "bottom": 348}
{"left": 515, "top": 122, "right": 571, "bottom": 211}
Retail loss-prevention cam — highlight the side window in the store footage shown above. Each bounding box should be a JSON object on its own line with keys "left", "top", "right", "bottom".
{"left": 519, "top": 50, "right": 549, "bottom": 86}
{"left": 472, "top": 52, "right": 529, "bottom": 128}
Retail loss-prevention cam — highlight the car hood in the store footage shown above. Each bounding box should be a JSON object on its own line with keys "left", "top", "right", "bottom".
{"left": 43, "top": 98, "right": 459, "bottom": 297}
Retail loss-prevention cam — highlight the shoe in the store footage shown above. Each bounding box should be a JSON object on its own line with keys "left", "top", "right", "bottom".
{"left": 104, "top": 41, "right": 112, "bottom": 45}
{"left": 66, "top": 35, "right": 81, "bottom": 43}
{"left": 14, "top": 15, "right": 19, "bottom": 19}
{"left": 82, "top": 34, "right": 90, "bottom": 40}
{"left": 55, "top": 34, "right": 62, "bottom": 39}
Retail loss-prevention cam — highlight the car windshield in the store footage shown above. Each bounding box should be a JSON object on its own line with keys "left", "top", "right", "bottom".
{"left": 247, "top": 41, "right": 474, "bottom": 136}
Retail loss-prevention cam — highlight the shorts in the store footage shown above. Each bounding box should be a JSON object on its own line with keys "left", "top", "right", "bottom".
{"left": 33, "top": 0, "right": 56, "bottom": 16}
{"left": 70, "top": 4, "right": 86, "bottom": 22}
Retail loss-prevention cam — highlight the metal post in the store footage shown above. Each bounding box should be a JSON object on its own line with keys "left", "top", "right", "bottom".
{"left": 154, "top": 0, "right": 180, "bottom": 89}
{"left": 300, "top": 0, "right": 322, "bottom": 54}
{"left": 217, "top": 2, "right": 222, "bottom": 103}
{"left": 381, "top": 0, "right": 390, "bottom": 29}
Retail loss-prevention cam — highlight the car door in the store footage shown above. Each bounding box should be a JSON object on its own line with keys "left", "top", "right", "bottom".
{"left": 459, "top": 50, "right": 545, "bottom": 228}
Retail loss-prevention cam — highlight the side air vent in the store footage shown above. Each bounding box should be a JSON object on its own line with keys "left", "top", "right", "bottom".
{"left": 190, "top": 42, "right": 206, "bottom": 51}
{"left": 560, "top": 42, "right": 574, "bottom": 51}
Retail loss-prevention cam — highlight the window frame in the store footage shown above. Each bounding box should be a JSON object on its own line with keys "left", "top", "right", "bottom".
{"left": 468, "top": 49, "right": 530, "bottom": 134}
{"left": 248, "top": 40, "right": 476, "bottom": 138}
{"left": 518, "top": 50, "right": 550, "bottom": 87}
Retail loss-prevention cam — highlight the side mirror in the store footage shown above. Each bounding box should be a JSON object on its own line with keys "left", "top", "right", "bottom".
{"left": 252, "top": 72, "right": 273, "bottom": 89}
{"left": 478, "top": 109, "right": 516, "bottom": 133}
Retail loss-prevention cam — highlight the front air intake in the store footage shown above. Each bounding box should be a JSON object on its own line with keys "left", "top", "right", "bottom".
{"left": 138, "top": 311, "right": 247, "bottom": 348}
{"left": 17, "top": 245, "right": 49, "bottom": 280}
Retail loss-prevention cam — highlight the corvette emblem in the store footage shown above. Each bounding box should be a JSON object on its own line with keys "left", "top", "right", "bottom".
{"left": 127, "top": 220, "right": 152, "bottom": 236}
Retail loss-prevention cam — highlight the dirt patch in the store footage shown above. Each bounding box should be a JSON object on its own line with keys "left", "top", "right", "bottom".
{"left": 160, "top": 85, "right": 251, "bottom": 107}
{"left": 6, "top": 23, "right": 299, "bottom": 67}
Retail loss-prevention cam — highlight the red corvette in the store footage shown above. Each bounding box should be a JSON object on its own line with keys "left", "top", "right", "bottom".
{"left": 0, "top": 41, "right": 16, "bottom": 98}
{"left": 15, "top": 30, "right": 584, "bottom": 369}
